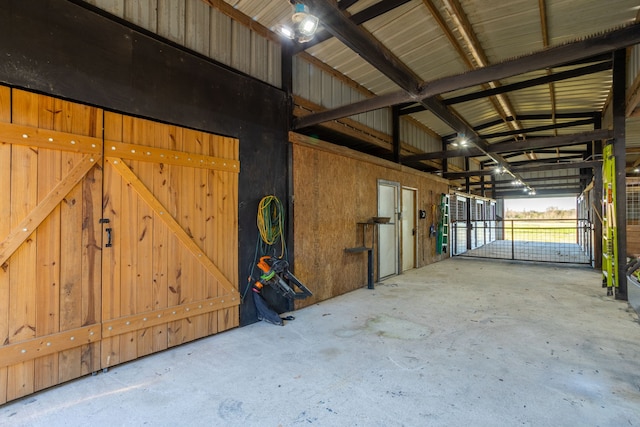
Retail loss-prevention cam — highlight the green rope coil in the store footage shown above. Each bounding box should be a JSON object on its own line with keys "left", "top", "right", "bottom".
{"left": 257, "top": 195, "right": 286, "bottom": 258}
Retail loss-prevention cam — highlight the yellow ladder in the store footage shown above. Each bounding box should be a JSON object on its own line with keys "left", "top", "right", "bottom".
{"left": 602, "top": 144, "right": 618, "bottom": 295}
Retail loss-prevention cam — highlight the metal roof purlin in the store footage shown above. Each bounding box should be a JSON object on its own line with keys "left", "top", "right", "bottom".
{"left": 302, "top": 0, "right": 531, "bottom": 188}
{"left": 403, "top": 129, "right": 613, "bottom": 162}
{"left": 293, "top": 22, "right": 640, "bottom": 130}
{"left": 292, "top": 0, "right": 414, "bottom": 54}
{"left": 444, "top": 160, "right": 602, "bottom": 179}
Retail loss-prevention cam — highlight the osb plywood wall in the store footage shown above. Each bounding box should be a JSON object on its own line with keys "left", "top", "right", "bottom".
{"left": 628, "top": 226, "right": 640, "bottom": 256}
{"left": 290, "top": 133, "right": 450, "bottom": 308}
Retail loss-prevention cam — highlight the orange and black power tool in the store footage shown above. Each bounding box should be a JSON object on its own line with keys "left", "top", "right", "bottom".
{"left": 252, "top": 256, "right": 312, "bottom": 300}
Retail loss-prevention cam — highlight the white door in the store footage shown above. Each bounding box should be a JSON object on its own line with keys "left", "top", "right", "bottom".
{"left": 378, "top": 180, "right": 399, "bottom": 279}
{"left": 402, "top": 188, "right": 417, "bottom": 271}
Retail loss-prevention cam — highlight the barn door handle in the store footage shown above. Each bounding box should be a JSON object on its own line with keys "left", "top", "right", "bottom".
{"left": 100, "top": 218, "right": 112, "bottom": 248}
{"left": 105, "top": 228, "right": 113, "bottom": 247}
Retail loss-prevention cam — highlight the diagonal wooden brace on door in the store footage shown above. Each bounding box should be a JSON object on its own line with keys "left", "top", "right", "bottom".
{"left": 0, "top": 154, "right": 101, "bottom": 266}
{"left": 106, "top": 157, "right": 239, "bottom": 298}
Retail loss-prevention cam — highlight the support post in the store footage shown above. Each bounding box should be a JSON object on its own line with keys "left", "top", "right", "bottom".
{"left": 613, "top": 49, "right": 627, "bottom": 300}
{"left": 441, "top": 137, "right": 448, "bottom": 174}
{"left": 392, "top": 105, "right": 401, "bottom": 163}
{"left": 283, "top": 40, "right": 295, "bottom": 312}
{"left": 491, "top": 174, "right": 496, "bottom": 199}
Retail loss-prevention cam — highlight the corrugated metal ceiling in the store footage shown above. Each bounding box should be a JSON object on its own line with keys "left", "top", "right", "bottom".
{"left": 218, "top": 0, "right": 639, "bottom": 194}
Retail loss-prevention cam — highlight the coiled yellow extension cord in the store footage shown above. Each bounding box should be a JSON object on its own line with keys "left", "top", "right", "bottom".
{"left": 257, "top": 195, "right": 286, "bottom": 258}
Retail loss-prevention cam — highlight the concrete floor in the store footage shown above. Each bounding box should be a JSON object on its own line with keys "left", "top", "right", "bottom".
{"left": 2, "top": 258, "right": 640, "bottom": 427}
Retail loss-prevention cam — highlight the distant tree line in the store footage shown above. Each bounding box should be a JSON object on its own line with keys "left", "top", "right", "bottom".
{"left": 505, "top": 206, "right": 576, "bottom": 220}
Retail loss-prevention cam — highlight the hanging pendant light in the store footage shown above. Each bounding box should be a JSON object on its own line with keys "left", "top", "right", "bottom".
{"left": 275, "top": 2, "right": 319, "bottom": 43}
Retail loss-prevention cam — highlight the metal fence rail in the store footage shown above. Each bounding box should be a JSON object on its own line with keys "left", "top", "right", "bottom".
{"left": 453, "top": 219, "right": 593, "bottom": 265}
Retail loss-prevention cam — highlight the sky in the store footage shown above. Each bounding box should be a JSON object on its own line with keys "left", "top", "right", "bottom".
{"left": 504, "top": 196, "right": 576, "bottom": 212}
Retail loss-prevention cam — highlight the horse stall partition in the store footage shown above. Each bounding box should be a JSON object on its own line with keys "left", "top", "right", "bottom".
{"left": 289, "top": 133, "right": 449, "bottom": 308}
{"left": 0, "top": 87, "right": 240, "bottom": 404}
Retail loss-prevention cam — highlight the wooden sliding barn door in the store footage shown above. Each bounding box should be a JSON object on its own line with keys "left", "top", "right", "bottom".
{"left": 0, "top": 87, "right": 240, "bottom": 404}
{"left": 0, "top": 88, "right": 103, "bottom": 402}
{"left": 100, "top": 113, "right": 240, "bottom": 368}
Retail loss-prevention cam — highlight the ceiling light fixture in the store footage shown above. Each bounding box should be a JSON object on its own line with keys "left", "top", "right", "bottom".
{"left": 275, "top": 2, "right": 319, "bottom": 43}
{"left": 457, "top": 132, "right": 468, "bottom": 147}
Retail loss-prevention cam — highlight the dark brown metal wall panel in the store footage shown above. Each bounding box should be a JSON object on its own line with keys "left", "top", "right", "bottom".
{"left": 0, "top": 0, "right": 290, "bottom": 324}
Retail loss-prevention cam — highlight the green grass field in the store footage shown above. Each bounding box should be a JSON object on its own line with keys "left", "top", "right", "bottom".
{"left": 501, "top": 220, "right": 581, "bottom": 243}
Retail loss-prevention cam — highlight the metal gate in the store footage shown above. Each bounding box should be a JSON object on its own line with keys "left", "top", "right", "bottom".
{"left": 454, "top": 219, "right": 593, "bottom": 264}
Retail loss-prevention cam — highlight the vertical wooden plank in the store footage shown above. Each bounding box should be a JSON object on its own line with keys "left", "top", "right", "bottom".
{"left": 80, "top": 104, "right": 102, "bottom": 375}
{"left": 179, "top": 129, "right": 196, "bottom": 343}
{"left": 7, "top": 89, "right": 38, "bottom": 401}
{"left": 151, "top": 121, "right": 170, "bottom": 352}
{"left": 215, "top": 137, "right": 226, "bottom": 330}
{"left": 166, "top": 127, "right": 183, "bottom": 347}
{"left": 222, "top": 136, "right": 239, "bottom": 330}
{"left": 33, "top": 95, "right": 62, "bottom": 391}
{"left": 233, "top": 136, "right": 239, "bottom": 288}
{"left": 0, "top": 85, "right": 12, "bottom": 404}
{"left": 230, "top": 137, "right": 240, "bottom": 327}
{"left": 188, "top": 129, "right": 208, "bottom": 340}
{"left": 200, "top": 133, "right": 240, "bottom": 331}
{"left": 135, "top": 118, "right": 155, "bottom": 357}
{"left": 228, "top": 136, "right": 239, "bottom": 328}
{"left": 57, "top": 100, "right": 85, "bottom": 383}
{"left": 119, "top": 116, "right": 138, "bottom": 363}
{"left": 101, "top": 112, "right": 123, "bottom": 368}
{"left": 204, "top": 134, "right": 218, "bottom": 335}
